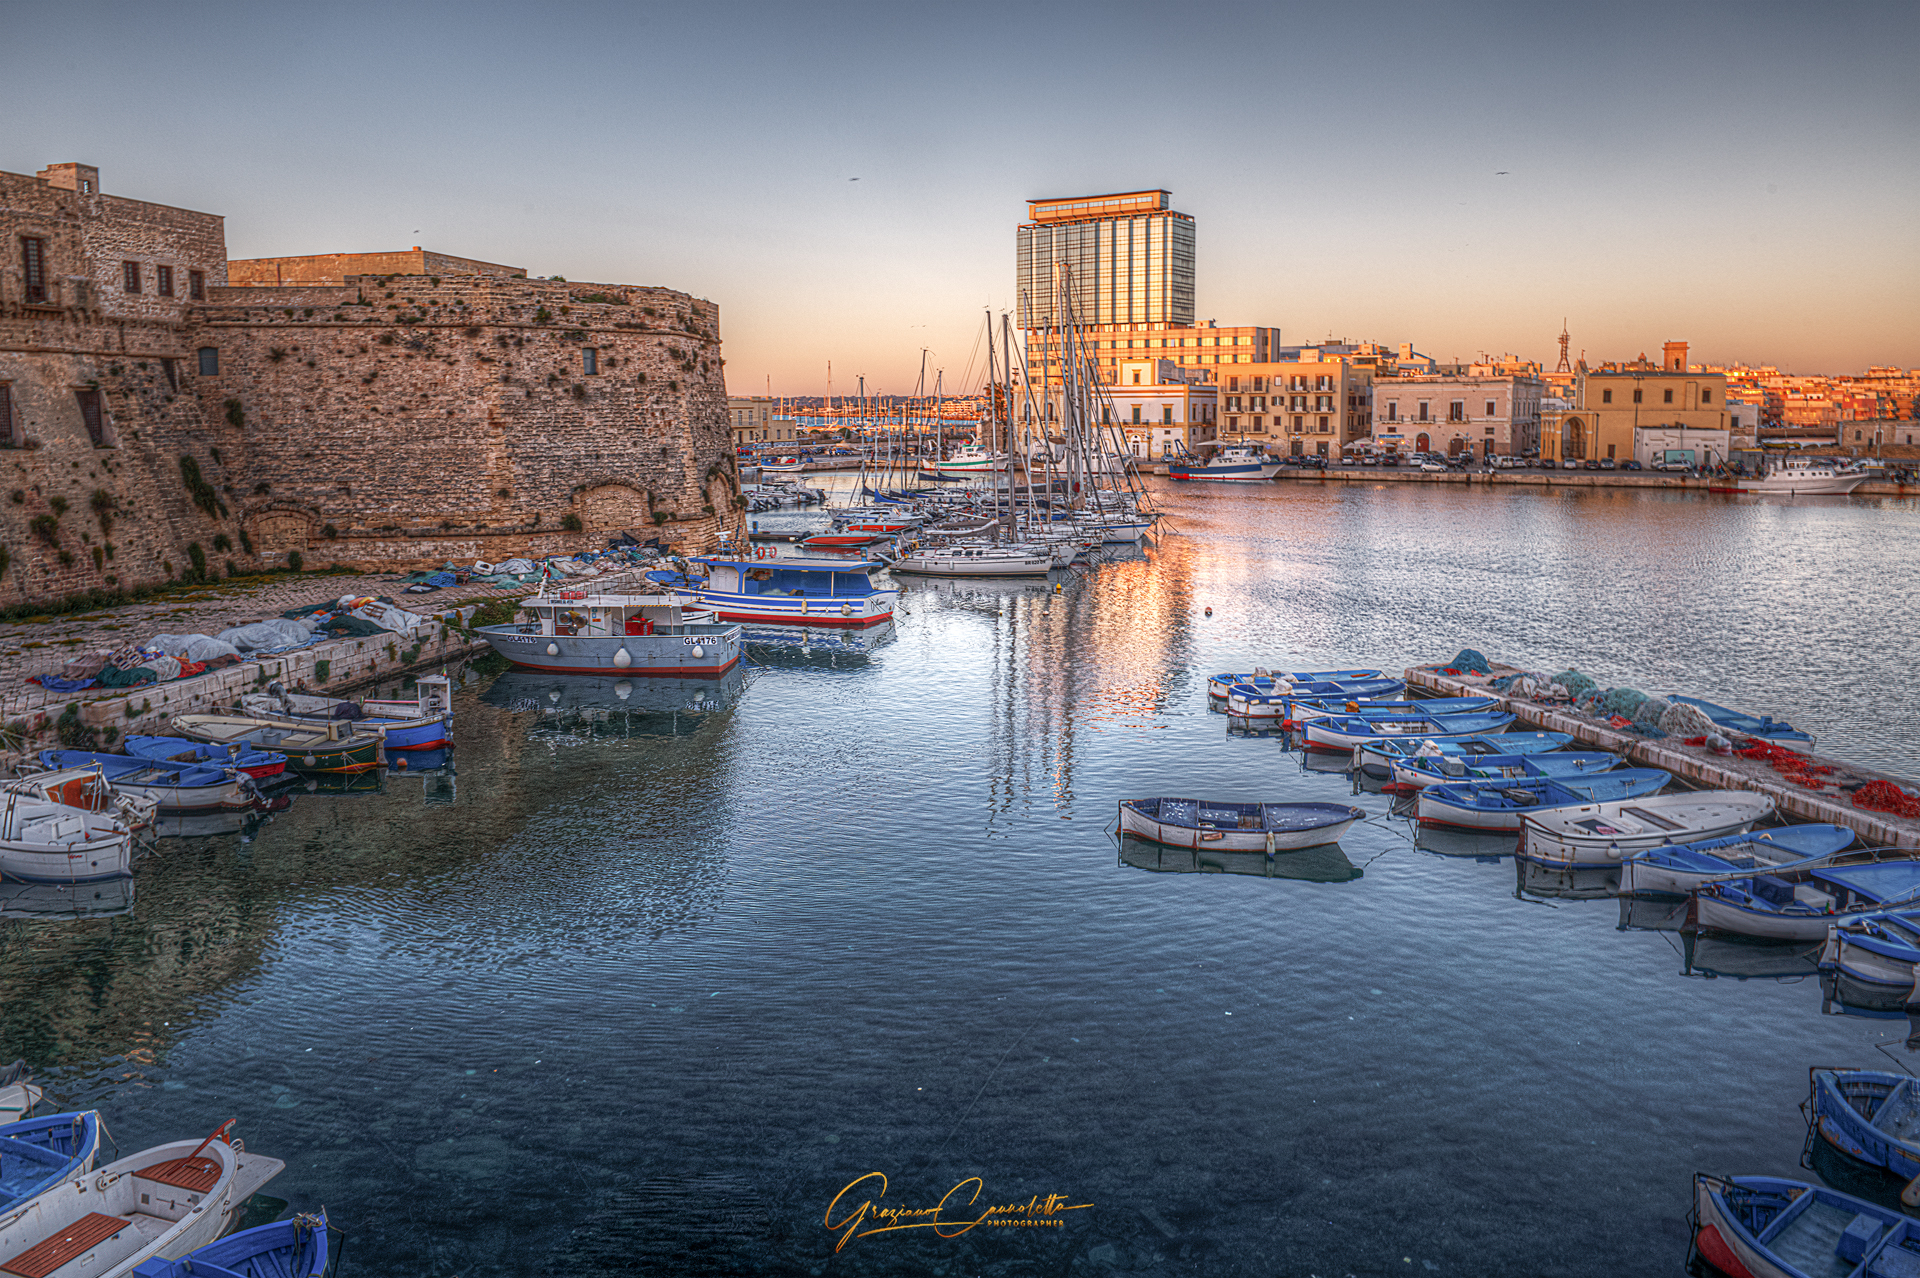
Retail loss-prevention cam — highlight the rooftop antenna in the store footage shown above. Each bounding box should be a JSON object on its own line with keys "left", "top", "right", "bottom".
{"left": 1556, "top": 320, "right": 1572, "bottom": 374}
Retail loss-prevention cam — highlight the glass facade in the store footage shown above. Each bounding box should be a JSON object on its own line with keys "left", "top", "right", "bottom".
{"left": 1018, "top": 209, "right": 1194, "bottom": 330}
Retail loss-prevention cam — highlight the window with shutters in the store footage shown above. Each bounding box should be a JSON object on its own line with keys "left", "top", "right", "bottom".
{"left": 582, "top": 347, "right": 597, "bottom": 375}
{"left": 198, "top": 347, "right": 219, "bottom": 376}
{"left": 156, "top": 265, "right": 173, "bottom": 297}
{"left": 1632, "top": 389, "right": 1643, "bottom": 404}
{"left": 76, "top": 389, "right": 110, "bottom": 446}
{"left": 1702, "top": 387, "right": 1712, "bottom": 403}
{"left": 1484, "top": 400, "right": 1496, "bottom": 417}
{"left": 1449, "top": 401, "right": 1465, "bottom": 422}
{"left": 188, "top": 270, "right": 205, "bottom": 300}
{"left": 1663, "top": 388, "right": 1674, "bottom": 403}
{"left": 21, "top": 237, "right": 47, "bottom": 303}
{"left": 1602, "top": 389, "right": 1612, "bottom": 404}
{"left": 123, "top": 262, "right": 141, "bottom": 293}
{"left": 0, "top": 383, "right": 13, "bottom": 446}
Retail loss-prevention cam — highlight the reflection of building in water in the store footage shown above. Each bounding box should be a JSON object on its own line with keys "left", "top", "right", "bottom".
{"left": 1118, "top": 835, "right": 1361, "bottom": 882}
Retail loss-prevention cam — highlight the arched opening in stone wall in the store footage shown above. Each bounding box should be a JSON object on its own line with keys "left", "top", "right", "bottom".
{"left": 1565, "top": 416, "right": 1586, "bottom": 460}
{"left": 578, "top": 484, "right": 652, "bottom": 539}
{"left": 245, "top": 509, "right": 315, "bottom": 554}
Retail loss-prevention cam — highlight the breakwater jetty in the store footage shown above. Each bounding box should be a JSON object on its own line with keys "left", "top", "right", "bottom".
{"left": 1407, "top": 661, "right": 1920, "bottom": 849}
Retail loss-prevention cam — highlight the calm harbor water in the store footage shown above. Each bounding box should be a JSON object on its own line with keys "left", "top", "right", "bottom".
{"left": 2, "top": 480, "right": 1917, "bottom": 1276}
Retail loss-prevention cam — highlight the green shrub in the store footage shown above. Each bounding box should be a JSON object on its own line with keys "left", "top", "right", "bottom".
{"left": 48, "top": 496, "right": 67, "bottom": 516}
{"left": 187, "top": 542, "right": 207, "bottom": 580}
{"left": 314, "top": 659, "right": 330, "bottom": 682}
{"left": 90, "top": 489, "right": 115, "bottom": 534}
{"left": 180, "top": 456, "right": 221, "bottom": 519}
{"left": 213, "top": 532, "right": 231, "bottom": 552}
{"left": 287, "top": 550, "right": 303, "bottom": 572}
{"left": 29, "top": 515, "right": 58, "bottom": 545}
{"left": 224, "top": 399, "right": 245, "bottom": 428}
{"left": 560, "top": 512, "right": 583, "bottom": 532}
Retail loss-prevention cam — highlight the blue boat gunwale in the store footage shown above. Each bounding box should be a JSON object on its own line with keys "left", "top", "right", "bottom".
{"left": 0, "top": 1110, "right": 100, "bottom": 1212}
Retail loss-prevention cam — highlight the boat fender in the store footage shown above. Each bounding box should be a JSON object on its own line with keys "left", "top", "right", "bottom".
{"left": 1693, "top": 1222, "right": 1756, "bottom": 1278}
{"left": 547, "top": 643, "right": 560, "bottom": 656}
{"left": 1204, "top": 607, "right": 1212, "bottom": 616}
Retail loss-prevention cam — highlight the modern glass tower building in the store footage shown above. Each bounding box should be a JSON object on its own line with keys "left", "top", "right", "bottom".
{"left": 1017, "top": 190, "right": 1195, "bottom": 331}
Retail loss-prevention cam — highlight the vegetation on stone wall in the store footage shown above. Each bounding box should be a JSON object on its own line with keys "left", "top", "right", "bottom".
{"left": 186, "top": 542, "right": 208, "bottom": 581}
{"left": 224, "top": 399, "right": 245, "bottom": 428}
{"left": 288, "top": 551, "right": 303, "bottom": 572}
{"left": 29, "top": 515, "right": 58, "bottom": 546}
{"left": 560, "top": 512, "right": 583, "bottom": 532}
{"left": 179, "top": 456, "right": 225, "bottom": 519}
{"left": 90, "top": 489, "right": 115, "bottom": 535}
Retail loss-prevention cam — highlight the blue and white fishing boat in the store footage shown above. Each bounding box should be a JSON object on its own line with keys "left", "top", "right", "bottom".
{"left": 1693, "top": 858, "right": 1920, "bottom": 941}
{"left": 124, "top": 736, "right": 287, "bottom": 781}
{"left": 1821, "top": 906, "right": 1920, "bottom": 1010}
{"left": 476, "top": 587, "right": 742, "bottom": 677}
{"left": 1667, "top": 695, "right": 1813, "bottom": 742}
{"left": 1206, "top": 669, "right": 1395, "bottom": 700}
{"left": 1691, "top": 1172, "right": 1920, "bottom": 1278}
{"left": 1387, "top": 750, "right": 1621, "bottom": 790}
{"left": 1168, "top": 444, "right": 1281, "bottom": 482}
{"left": 130, "top": 1210, "right": 330, "bottom": 1278}
{"left": 0, "top": 1111, "right": 99, "bottom": 1214}
{"left": 1303, "top": 711, "right": 1515, "bottom": 752}
{"left": 1353, "top": 732, "right": 1575, "bottom": 779}
{"left": 667, "top": 554, "right": 898, "bottom": 628}
{"left": 237, "top": 678, "right": 451, "bottom": 752}
{"left": 1280, "top": 695, "right": 1501, "bottom": 725}
{"left": 1415, "top": 769, "right": 1670, "bottom": 832}
{"left": 1615, "top": 824, "right": 1858, "bottom": 896}
{"left": 1118, "top": 798, "right": 1366, "bottom": 851}
{"left": 1806, "top": 1069, "right": 1920, "bottom": 1180}
{"left": 37, "top": 751, "right": 256, "bottom": 814}
{"left": 0, "top": 1125, "right": 285, "bottom": 1278}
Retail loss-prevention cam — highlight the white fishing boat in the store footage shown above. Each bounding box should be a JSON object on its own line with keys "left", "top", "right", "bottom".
{"left": 1118, "top": 798, "right": 1366, "bottom": 851}
{"left": 0, "top": 790, "right": 135, "bottom": 884}
{"left": 1726, "top": 456, "right": 1870, "bottom": 495}
{"left": 928, "top": 443, "right": 1006, "bottom": 477}
{"left": 670, "top": 554, "right": 899, "bottom": 629}
{"left": 889, "top": 544, "right": 1052, "bottom": 577}
{"left": 475, "top": 588, "right": 742, "bottom": 677}
{"left": 4, "top": 768, "right": 157, "bottom": 833}
{"left": 0, "top": 1062, "right": 40, "bottom": 1124}
{"left": 0, "top": 1125, "right": 283, "bottom": 1278}
{"left": 1520, "top": 790, "right": 1777, "bottom": 866}
{"left": 1168, "top": 444, "right": 1281, "bottom": 482}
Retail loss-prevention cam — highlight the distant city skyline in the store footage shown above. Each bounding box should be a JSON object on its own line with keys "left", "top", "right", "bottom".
{"left": 6, "top": 0, "right": 1916, "bottom": 395}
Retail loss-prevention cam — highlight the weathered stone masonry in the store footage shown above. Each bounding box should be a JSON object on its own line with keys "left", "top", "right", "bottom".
{"left": 0, "top": 162, "right": 743, "bottom": 606}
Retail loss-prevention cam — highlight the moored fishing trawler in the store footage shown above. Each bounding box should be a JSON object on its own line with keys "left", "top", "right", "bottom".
{"left": 477, "top": 587, "right": 741, "bottom": 676}
{"left": 1168, "top": 444, "right": 1282, "bottom": 482}
{"left": 666, "top": 554, "right": 898, "bottom": 628}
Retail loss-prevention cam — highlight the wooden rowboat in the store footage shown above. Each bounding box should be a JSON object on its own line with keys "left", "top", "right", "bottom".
{"left": 1118, "top": 798, "right": 1366, "bottom": 852}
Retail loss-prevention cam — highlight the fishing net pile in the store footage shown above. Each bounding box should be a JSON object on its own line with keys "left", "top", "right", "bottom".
{"left": 1735, "top": 740, "right": 1837, "bottom": 790}
{"left": 1854, "top": 781, "right": 1920, "bottom": 819}
{"left": 1441, "top": 649, "right": 1493, "bottom": 676}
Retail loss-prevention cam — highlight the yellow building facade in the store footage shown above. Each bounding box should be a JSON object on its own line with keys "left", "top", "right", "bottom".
{"left": 1541, "top": 344, "right": 1731, "bottom": 465}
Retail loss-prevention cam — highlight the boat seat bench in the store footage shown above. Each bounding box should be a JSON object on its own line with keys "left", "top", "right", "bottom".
{"left": 1, "top": 1212, "right": 130, "bottom": 1277}
{"left": 138, "top": 1154, "right": 221, "bottom": 1193}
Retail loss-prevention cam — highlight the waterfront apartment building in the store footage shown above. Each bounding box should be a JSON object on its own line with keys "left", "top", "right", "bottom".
{"left": 727, "top": 396, "right": 798, "bottom": 446}
{"left": 1372, "top": 374, "right": 1544, "bottom": 459}
{"left": 1017, "top": 190, "right": 1194, "bottom": 331}
{"left": 1540, "top": 342, "right": 1731, "bottom": 466}
{"left": 1213, "top": 352, "right": 1375, "bottom": 457}
{"left": 1104, "top": 360, "right": 1218, "bottom": 459}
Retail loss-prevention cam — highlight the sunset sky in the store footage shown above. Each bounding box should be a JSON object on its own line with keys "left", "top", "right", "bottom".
{"left": 9, "top": 1, "right": 1916, "bottom": 395}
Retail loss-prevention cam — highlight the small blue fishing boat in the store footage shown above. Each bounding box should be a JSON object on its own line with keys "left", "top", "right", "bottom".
{"left": 1353, "top": 732, "right": 1575, "bottom": 778}
{"left": 1695, "top": 860, "right": 1920, "bottom": 942}
{"left": 1303, "top": 711, "right": 1515, "bottom": 752}
{"left": 1387, "top": 750, "right": 1621, "bottom": 790}
{"left": 130, "top": 1210, "right": 330, "bottom": 1278}
{"left": 36, "top": 750, "right": 255, "bottom": 814}
{"left": 1692, "top": 1172, "right": 1920, "bottom": 1278}
{"left": 1668, "top": 694, "right": 1812, "bottom": 742}
{"left": 1281, "top": 695, "right": 1501, "bottom": 724}
{"left": 1807, "top": 1069, "right": 1920, "bottom": 1180}
{"left": 1820, "top": 906, "right": 1920, "bottom": 1010}
{"left": 1615, "top": 823, "right": 1858, "bottom": 896}
{"left": 1206, "top": 669, "right": 1394, "bottom": 699}
{"left": 1415, "top": 769, "right": 1671, "bottom": 831}
{"left": 1118, "top": 799, "right": 1366, "bottom": 851}
{"left": 0, "top": 1111, "right": 100, "bottom": 1213}
{"left": 124, "top": 735, "right": 288, "bottom": 781}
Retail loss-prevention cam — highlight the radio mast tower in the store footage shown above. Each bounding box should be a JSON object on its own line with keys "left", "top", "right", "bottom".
{"left": 1555, "top": 320, "right": 1572, "bottom": 374}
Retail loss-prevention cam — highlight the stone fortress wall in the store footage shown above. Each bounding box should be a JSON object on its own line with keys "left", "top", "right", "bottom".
{"left": 0, "top": 161, "right": 743, "bottom": 607}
